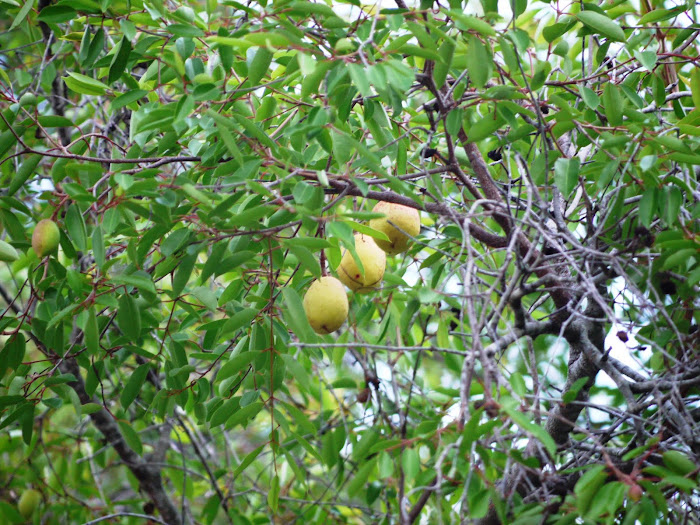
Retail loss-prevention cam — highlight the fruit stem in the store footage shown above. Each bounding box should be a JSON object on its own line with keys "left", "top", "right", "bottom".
{"left": 320, "top": 249, "right": 327, "bottom": 277}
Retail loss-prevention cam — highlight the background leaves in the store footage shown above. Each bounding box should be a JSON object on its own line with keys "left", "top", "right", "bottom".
{"left": 0, "top": 0, "right": 698, "bottom": 524}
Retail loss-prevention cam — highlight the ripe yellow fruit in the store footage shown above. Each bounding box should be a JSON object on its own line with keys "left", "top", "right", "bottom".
{"left": 32, "top": 219, "right": 60, "bottom": 258}
{"left": 303, "top": 276, "right": 349, "bottom": 334}
{"left": 337, "top": 234, "right": 386, "bottom": 292}
{"left": 369, "top": 202, "right": 421, "bottom": 255}
{"left": 18, "top": 488, "right": 41, "bottom": 518}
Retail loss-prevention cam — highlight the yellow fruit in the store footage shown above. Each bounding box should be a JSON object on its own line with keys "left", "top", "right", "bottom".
{"left": 18, "top": 488, "right": 41, "bottom": 518}
{"left": 32, "top": 219, "right": 60, "bottom": 258}
{"left": 369, "top": 202, "right": 420, "bottom": 255}
{"left": 337, "top": 234, "right": 386, "bottom": 292}
{"left": 303, "top": 276, "right": 349, "bottom": 334}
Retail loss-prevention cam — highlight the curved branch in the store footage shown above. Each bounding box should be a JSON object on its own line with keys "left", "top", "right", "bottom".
{"left": 60, "top": 358, "right": 183, "bottom": 524}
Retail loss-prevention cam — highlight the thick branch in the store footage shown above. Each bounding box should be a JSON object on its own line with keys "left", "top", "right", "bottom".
{"left": 59, "top": 358, "right": 182, "bottom": 524}
{"left": 456, "top": 132, "right": 574, "bottom": 310}
{"left": 326, "top": 179, "right": 510, "bottom": 249}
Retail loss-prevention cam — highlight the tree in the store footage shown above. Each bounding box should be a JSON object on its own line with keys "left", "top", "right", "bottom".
{"left": 0, "top": 0, "right": 698, "bottom": 523}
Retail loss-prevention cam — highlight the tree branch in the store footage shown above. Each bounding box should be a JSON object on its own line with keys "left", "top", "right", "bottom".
{"left": 59, "top": 358, "right": 183, "bottom": 524}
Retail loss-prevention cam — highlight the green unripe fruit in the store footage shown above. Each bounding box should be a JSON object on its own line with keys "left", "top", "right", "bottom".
{"left": 18, "top": 488, "right": 41, "bottom": 518}
{"left": 175, "top": 6, "right": 195, "bottom": 22}
{"left": 32, "top": 219, "right": 60, "bottom": 258}
{"left": 0, "top": 239, "right": 19, "bottom": 262}
{"left": 369, "top": 202, "right": 421, "bottom": 255}
{"left": 18, "top": 93, "right": 38, "bottom": 108}
{"left": 334, "top": 37, "right": 357, "bottom": 54}
{"left": 337, "top": 234, "right": 386, "bottom": 293}
{"left": 303, "top": 276, "right": 349, "bottom": 334}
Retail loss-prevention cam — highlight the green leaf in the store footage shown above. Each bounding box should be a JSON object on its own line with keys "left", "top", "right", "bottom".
{"left": 691, "top": 68, "right": 700, "bottom": 111}
{"left": 92, "top": 224, "right": 105, "bottom": 269}
{"left": 83, "top": 28, "right": 105, "bottom": 68}
{"left": 281, "top": 287, "right": 316, "bottom": 343}
{"left": 232, "top": 444, "right": 265, "bottom": 479}
{"left": 210, "top": 397, "right": 240, "bottom": 427}
{"left": 602, "top": 84, "right": 624, "bottom": 126}
{"left": 661, "top": 185, "right": 682, "bottom": 226}
{"left": 466, "top": 36, "right": 491, "bottom": 89}
{"left": 172, "top": 251, "right": 198, "bottom": 297}
{"left": 84, "top": 307, "right": 100, "bottom": 356}
{"left": 161, "top": 228, "right": 190, "bottom": 257}
{"left": 20, "top": 402, "right": 34, "bottom": 445}
{"left": 166, "top": 24, "right": 205, "bottom": 38}
{"left": 217, "top": 351, "right": 257, "bottom": 381}
{"left": 120, "top": 363, "right": 150, "bottom": 409}
{"left": 46, "top": 304, "right": 78, "bottom": 330}
{"left": 268, "top": 474, "right": 280, "bottom": 512}
{"left": 288, "top": 0, "right": 337, "bottom": 18}
{"left": 639, "top": 187, "right": 658, "bottom": 228}
{"left": 0, "top": 334, "right": 26, "bottom": 378}
{"left": 578, "top": 85, "right": 600, "bottom": 110}
{"left": 9, "top": 0, "right": 34, "bottom": 30}
{"left": 288, "top": 245, "right": 321, "bottom": 278}
{"left": 662, "top": 248, "right": 697, "bottom": 270}
{"left": 466, "top": 112, "right": 504, "bottom": 142}
{"left": 406, "top": 22, "right": 437, "bottom": 51}
{"left": 634, "top": 50, "right": 657, "bottom": 72}
{"left": 118, "top": 420, "right": 143, "bottom": 454}
{"left": 207, "top": 110, "right": 244, "bottom": 164}
{"left": 576, "top": 11, "right": 625, "bottom": 42}
{"left": 191, "top": 286, "right": 218, "bottom": 311}
{"left": 638, "top": 8, "right": 684, "bottom": 25}
{"left": 225, "top": 400, "right": 263, "bottom": 429}
{"left": 543, "top": 20, "right": 575, "bottom": 43}
{"left": 503, "top": 403, "right": 558, "bottom": 458}
{"left": 231, "top": 112, "right": 276, "bottom": 149}
{"left": 37, "top": 116, "right": 74, "bottom": 128}
{"left": 433, "top": 38, "right": 456, "bottom": 89}
{"left": 117, "top": 293, "right": 141, "bottom": 342}
{"left": 64, "top": 72, "right": 109, "bottom": 96}
{"left": 8, "top": 154, "right": 42, "bottom": 196}
{"left": 111, "top": 272, "right": 156, "bottom": 294}
{"left": 574, "top": 465, "right": 607, "bottom": 514}
{"left": 402, "top": 448, "right": 420, "bottom": 482}
{"left": 342, "top": 221, "right": 390, "bottom": 243}
{"left": 509, "top": 372, "right": 527, "bottom": 397}
{"left": 108, "top": 35, "right": 132, "bottom": 84}
{"left": 554, "top": 157, "right": 580, "bottom": 197}
{"left": 448, "top": 11, "right": 496, "bottom": 36}
{"left": 347, "top": 63, "right": 372, "bottom": 97}
{"left": 65, "top": 203, "right": 88, "bottom": 251}
{"left": 346, "top": 456, "right": 377, "bottom": 495}
{"left": 662, "top": 450, "right": 697, "bottom": 476}
{"left": 247, "top": 47, "right": 273, "bottom": 88}
{"left": 331, "top": 129, "right": 356, "bottom": 164}
{"left": 395, "top": 44, "right": 441, "bottom": 62}
{"left": 37, "top": 5, "right": 76, "bottom": 23}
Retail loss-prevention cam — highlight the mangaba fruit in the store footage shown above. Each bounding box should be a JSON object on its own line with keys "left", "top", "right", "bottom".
{"left": 338, "top": 234, "right": 386, "bottom": 292}
{"left": 18, "top": 488, "right": 41, "bottom": 518}
{"left": 303, "top": 276, "right": 349, "bottom": 334}
{"left": 32, "top": 219, "right": 60, "bottom": 258}
{"left": 369, "top": 202, "right": 420, "bottom": 255}
{"left": 0, "top": 239, "right": 19, "bottom": 262}
{"left": 19, "top": 93, "right": 38, "bottom": 108}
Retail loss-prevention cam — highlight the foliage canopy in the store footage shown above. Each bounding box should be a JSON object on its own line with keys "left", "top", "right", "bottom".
{"left": 1, "top": 0, "right": 699, "bottom": 523}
